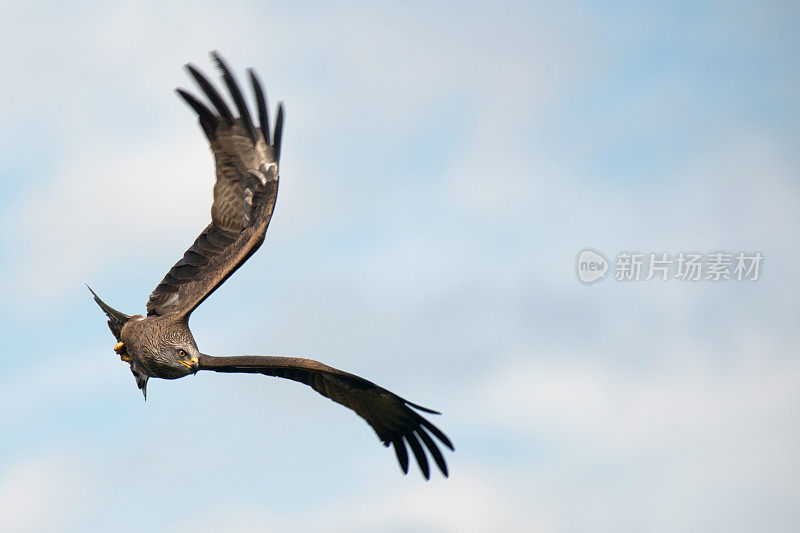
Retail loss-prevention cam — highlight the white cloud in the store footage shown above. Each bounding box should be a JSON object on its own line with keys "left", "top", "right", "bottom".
{"left": 475, "top": 333, "right": 800, "bottom": 530}
{"left": 0, "top": 349, "right": 117, "bottom": 426}
{"left": 481, "top": 344, "right": 800, "bottom": 454}
{"left": 176, "top": 468, "right": 556, "bottom": 533}
{"left": 4, "top": 131, "right": 212, "bottom": 298}
{"left": 0, "top": 454, "right": 87, "bottom": 533}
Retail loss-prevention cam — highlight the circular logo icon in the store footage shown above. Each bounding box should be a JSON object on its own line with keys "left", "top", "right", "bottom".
{"left": 576, "top": 249, "right": 608, "bottom": 283}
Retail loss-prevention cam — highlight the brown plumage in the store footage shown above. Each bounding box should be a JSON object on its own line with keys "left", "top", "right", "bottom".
{"left": 89, "top": 52, "right": 453, "bottom": 479}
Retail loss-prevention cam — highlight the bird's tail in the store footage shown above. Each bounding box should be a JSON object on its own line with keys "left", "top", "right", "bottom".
{"left": 87, "top": 285, "right": 131, "bottom": 340}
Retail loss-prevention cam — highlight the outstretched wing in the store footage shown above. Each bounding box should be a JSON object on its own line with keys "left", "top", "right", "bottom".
{"left": 197, "top": 354, "right": 454, "bottom": 479}
{"left": 147, "top": 52, "right": 284, "bottom": 318}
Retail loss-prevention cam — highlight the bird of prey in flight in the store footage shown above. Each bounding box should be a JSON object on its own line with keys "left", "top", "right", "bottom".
{"left": 89, "top": 52, "right": 452, "bottom": 479}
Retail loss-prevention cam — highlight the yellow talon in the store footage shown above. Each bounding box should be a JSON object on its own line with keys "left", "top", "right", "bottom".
{"left": 114, "top": 342, "right": 131, "bottom": 362}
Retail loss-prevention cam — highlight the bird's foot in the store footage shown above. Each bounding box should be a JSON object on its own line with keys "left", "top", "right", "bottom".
{"left": 114, "top": 342, "right": 131, "bottom": 362}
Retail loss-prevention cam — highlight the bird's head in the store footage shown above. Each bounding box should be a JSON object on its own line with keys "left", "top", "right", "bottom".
{"left": 119, "top": 315, "right": 201, "bottom": 379}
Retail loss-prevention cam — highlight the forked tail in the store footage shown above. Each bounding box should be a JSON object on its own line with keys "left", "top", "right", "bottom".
{"left": 87, "top": 285, "right": 131, "bottom": 340}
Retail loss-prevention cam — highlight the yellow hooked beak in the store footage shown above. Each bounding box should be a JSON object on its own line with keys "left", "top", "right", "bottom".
{"left": 179, "top": 357, "right": 199, "bottom": 371}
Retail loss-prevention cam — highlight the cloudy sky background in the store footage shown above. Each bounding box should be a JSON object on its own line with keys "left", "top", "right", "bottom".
{"left": 1, "top": 1, "right": 799, "bottom": 531}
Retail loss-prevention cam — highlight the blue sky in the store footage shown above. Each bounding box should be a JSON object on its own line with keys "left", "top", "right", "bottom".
{"left": 1, "top": 1, "right": 800, "bottom": 531}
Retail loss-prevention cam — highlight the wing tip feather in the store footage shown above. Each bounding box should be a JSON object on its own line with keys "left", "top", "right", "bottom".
{"left": 274, "top": 102, "right": 284, "bottom": 161}
{"left": 392, "top": 437, "right": 410, "bottom": 474}
{"left": 248, "top": 68, "right": 270, "bottom": 145}
{"left": 210, "top": 51, "right": 258, "bottom": 145}
{"left": 185, "top": 63, "right": 234, "bottom": 125}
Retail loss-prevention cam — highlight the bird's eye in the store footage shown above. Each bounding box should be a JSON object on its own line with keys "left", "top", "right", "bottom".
{"left": 178, "top": 349, "right": 188, "bottom": 357}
